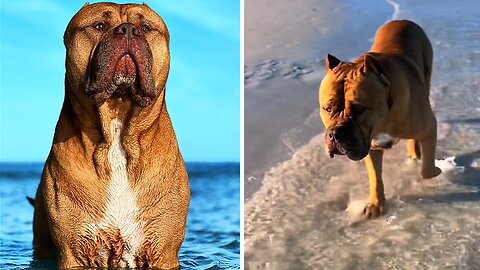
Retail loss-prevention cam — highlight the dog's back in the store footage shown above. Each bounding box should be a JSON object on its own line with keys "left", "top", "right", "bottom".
{"left": 370, "top": 20, "right": 433, "bottom": 92}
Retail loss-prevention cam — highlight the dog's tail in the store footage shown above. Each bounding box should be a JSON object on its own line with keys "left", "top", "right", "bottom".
{"left": 27, "top": 196, "right": 35, "bottom": 206}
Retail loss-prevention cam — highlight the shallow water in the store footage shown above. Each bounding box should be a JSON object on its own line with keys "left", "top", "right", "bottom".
{"left": 0, "top": 162, "right": 240, "bottom": 270}
{"left": 245, "top": 0, "right": 480, "bottom": 268}
{"left": 245, "top": 136, "right": 480, "bottom": 269}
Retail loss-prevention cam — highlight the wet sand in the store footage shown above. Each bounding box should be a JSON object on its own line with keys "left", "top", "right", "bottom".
{"left": 245, "top": 0, "right": 480, "bottom": 268}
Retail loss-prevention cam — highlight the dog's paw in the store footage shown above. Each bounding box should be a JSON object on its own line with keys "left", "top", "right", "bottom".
{"left": 362, "top": 203, "right": 385, "bottom": 219}
{"left": 407, "top": 153, "right": 420, "bottom": 161}
{"left": 421, "top": 166, "right": 442, "bottom": 179}
{"left": 406, "top": 157, "right": 420, "bottom": 165}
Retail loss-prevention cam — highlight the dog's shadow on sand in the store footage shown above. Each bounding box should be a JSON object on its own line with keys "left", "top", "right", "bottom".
{"left": 402, "top": 149, "right": 480, "bottom": 203}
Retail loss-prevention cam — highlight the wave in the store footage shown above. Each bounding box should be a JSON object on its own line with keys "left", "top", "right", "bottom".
{"left": 0, "top": 162, "right": 239, "bottom": 181}
{"left": 0, "top": 162, "right": 43, "bottom": 180}
{"left": 386, "top": 0, "right": 401, "bottom": 21}
{"left": 186, "top": 162, "right": 240, "bottom": 179}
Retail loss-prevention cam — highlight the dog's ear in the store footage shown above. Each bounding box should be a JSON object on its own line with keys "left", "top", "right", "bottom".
{"left": 326, "top": 54, "right": 341, "bottom": 70}
{"left": 363, "top": 54, "right": 389, "bottom": 87}
{"left": 363, "top": 54, "right": 383, "bottom": 74}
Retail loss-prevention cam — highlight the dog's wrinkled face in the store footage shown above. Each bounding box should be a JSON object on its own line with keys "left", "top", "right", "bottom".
{"left": 319, "top": 54, "right": 391, "bottom": 160}
{"left": 64, "top": 3, "right": 170, "bottom": 107}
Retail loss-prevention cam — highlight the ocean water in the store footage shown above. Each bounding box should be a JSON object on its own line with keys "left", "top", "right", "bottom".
{"left": 245, "top": 0, "right": 480, "bottom": 269}
{"left": 0, "top": 162, "right": 240, "bottom": 270}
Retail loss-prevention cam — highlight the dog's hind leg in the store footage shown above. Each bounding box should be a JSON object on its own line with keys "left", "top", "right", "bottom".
{"left": 422, "top": 39, "right": 433, "bottom": 95}
{"left": 419, "top": 116, "right": 442, "bottom": 178}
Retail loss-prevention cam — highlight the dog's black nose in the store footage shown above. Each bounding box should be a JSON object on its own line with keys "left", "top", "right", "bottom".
{"left": 113, "top": 23, "right": 142, "bottom": 38}
{"left": 329, "top": 125, "right": 349, "bottom": 142}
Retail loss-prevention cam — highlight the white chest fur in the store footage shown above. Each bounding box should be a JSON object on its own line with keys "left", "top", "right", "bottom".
{"left": 371, "top": 132, "right": 400, "bottom": 149}
{"left": 87, "top": 119, "right": 143, "bottom": 266}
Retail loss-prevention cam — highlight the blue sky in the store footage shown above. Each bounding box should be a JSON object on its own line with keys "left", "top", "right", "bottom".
{"left": 0, "top": 0, "right": 240, "bottom": 162}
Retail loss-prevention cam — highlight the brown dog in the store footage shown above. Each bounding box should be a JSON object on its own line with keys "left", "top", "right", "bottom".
{"left": 32, "top": 3, "right": 190, "bottom": 268}
{"left": 319, "top": 20, "right": 441, "bottom": 218}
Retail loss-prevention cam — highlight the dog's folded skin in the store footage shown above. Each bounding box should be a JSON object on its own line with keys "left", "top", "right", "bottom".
{"left": 319, "top": 20, "right": 441, "bottom": 219}
{"left": 33, "top": 3, "right": 190, "bottom": 269}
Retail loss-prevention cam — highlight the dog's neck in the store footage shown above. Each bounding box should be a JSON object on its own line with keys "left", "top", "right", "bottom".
{"left": 56, "top": 84, "right": 180, "bottom": 180}
{"left": 61, "top": 82, "right": 167, "bottom": 139}
{"left": 96, "top": 92, "right": 166, "bottom": 143}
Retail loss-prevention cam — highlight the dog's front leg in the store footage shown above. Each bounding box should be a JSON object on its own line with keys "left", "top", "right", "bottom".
{"left": 363, "top": 149, "right": 386, "bottom": 218}
{"left": 407, "top": 139, "right": 421, "bottom": 160}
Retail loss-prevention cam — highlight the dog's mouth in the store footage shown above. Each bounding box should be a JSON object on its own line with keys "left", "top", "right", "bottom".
{"left": 111, "top": 54, "right": 137, "bottom": 94}
{"left": 86, "top": 24, "right": 156, "bottom": 107}
{"left": 327, "top": 140, "right": 347, "bottom": 157}
{"left": 326, "top": 140, "right": 366, "bottom": 161}
{"left": 113, "top": 54, "right": 136, "bottom": 86}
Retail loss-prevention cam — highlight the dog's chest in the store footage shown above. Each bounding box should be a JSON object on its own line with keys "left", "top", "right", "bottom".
{"left": 82, "top": 119, "right": 144, "bottom": 267}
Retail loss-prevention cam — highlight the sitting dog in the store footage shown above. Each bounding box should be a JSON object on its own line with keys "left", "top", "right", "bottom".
{"left": 319, "top": 20, "right": 441, "bottom": 218}
{"left": 32, "top": 3, "right": 190, "bottom": 268}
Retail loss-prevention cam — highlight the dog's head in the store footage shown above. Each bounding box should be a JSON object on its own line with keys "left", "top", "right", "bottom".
{"left": 64, "top": 2, "right": 170, "bottom": 107}
{"left": 319, "top": 53, "right": 391, "bottom": 160}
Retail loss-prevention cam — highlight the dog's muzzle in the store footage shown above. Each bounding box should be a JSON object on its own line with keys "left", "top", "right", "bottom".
{"left": 324, "top": 124, "right": 369, "bottom": 161}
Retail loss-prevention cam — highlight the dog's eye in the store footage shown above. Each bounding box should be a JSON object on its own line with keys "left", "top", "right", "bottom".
{"left": 141, "top": 24, "right": 151, "bottom": 32}
{"left": 94, "top": 22, "right": 107, "bottom": 31}
{"left": 324, "top": 107, "right": 332, "bottom": 113}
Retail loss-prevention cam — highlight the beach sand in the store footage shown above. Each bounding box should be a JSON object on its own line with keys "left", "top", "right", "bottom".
{"left": 245, "top": 0, "right": 480, "bottom": 268}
